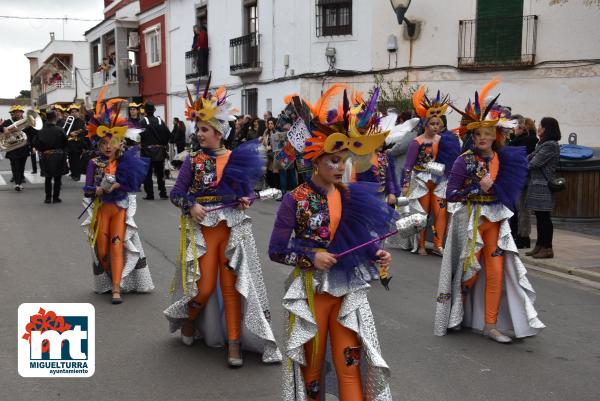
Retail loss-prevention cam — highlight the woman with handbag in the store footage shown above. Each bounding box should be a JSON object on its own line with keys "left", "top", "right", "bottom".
{"left": 525, "top": 117, "right": 562, "bottom": 259}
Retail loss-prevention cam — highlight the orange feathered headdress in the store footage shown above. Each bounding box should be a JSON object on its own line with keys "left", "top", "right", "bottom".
{"left": 412, "top": 85, "right": 450, "bottom": 123}
{"left": 450, "top": 78, "right": 502, "bottom": 139}
{"left": 86, "top": 85, "right": 129, "bottom": 146}
{"left": 287, "top": 84, "right": 389, "bottom": 160}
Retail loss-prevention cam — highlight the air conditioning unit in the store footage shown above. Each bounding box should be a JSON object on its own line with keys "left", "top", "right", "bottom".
{"left": 128, "top": 32, "right": 140, "bottom": 49}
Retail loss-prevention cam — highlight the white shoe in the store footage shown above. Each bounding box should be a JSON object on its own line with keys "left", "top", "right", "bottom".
{"left": 181, "top": 334, "right": 194, "bottom": 346}
{"left": 483, "top": 325, "right": 512, "bottom": 344}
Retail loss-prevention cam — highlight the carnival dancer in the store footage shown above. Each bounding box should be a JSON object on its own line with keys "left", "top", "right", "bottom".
{"left": 164, "top": 81, "right": 281, "bottom": 367}
{"left": 81, "top": 87, "right": 154, "bottom": 304}
{"left": 270, "top": 85, "right": 396, "bottom": 401}
{"left": 433, "top": 84, "right": 545, "bottom": 343}
{"left": 34, "top": 110, "right": 66, "bottom": 203}
{"left": 0, "top": 105, "right": 38, "bottom": 191}
{"left": 401, "top": 87, "right": 460, "bottom": 256}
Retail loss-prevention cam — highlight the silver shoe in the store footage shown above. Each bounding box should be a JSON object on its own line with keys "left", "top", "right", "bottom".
{"left": 227, "top": 340, "right": 243, "bottom": 368}
{"left": 483, "top": 325, "right": 512, "bottom": 344}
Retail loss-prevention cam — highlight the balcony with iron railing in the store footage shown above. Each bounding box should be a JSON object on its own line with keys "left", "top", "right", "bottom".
{"left": 458, "top": 15, "right": 538, "bottom": 70}
{"left": 230, "top": 32, "right": 261, "bottom": 76}
{"left": 185, "top": 49, "right": 210, "bottom": 82}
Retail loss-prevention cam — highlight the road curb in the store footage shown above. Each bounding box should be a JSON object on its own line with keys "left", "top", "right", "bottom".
{"left": 521, "top": 255, "right": 600, "bottom": 284}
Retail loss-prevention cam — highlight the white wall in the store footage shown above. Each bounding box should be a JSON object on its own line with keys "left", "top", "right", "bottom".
{"left": 165, "top": 0, "right": 600, "bottom": 146}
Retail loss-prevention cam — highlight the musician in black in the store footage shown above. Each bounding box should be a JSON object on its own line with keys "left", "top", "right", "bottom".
{"left": 0, "top": 105, "right": 35, "bottom": 191}
{"left": 140, "top": 102, "right": 171, "bottom": 200}
{"left": 66, "top": 104, "right": 87, "bottom": 181}
{"left": 28, "top": 108, "right": 40, "bottom": 174}
{"left": 34, "top": 111, "right": 67, "bottom": 203}
{"left": 53, "top": 104, "right": 66, "bottom": 128}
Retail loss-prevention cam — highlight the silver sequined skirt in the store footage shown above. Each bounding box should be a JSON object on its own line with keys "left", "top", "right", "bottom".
{"left": 163, "top": 207, "right": 282, "bottom": 363}
{"left": 282, "top": 270, "right": 392, "bottom": 401}
{"left": 433, "top": 202, "right": 545, "bottom": 337}
{"left": 81, "top": 195, "right": 155, "bottom": 294}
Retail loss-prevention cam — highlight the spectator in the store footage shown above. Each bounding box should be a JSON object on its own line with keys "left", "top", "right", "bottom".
{"left": 192, "top": 25, "right": 209, "bottom": 76}
{"left": 246, "top": 117, "right": 264, "bottom": 141}
{"left": 140, "top": 102, "right": 171, "bottom": 200}
{"left": 525, "top": 117, "right": 561, "bottom": 259}
{"left": 262, "top": 118, "right": 278, "bottom": 188}
{"left": 263, "top": 111, "right": 273, "bottom": 121}
{"left": 509, "top": 115, "right": 538, "bottom": 249}
{"left": 170, "top": 117, "right": 187, "bottom": 153}
{"left": 271, "top": 114, "right": 297, "bottom": 196}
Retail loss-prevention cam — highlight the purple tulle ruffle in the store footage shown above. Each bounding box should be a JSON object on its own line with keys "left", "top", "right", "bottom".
{"left": 217, "top": 139, "right": 266, "bottom": 199}
{"left": 102, "top": 146, "right": 150, "bottom": 202}
{"left": 327, "top": 182, "right": 398, "bottom": 285}
{"left": 437, "top": 131, "right": 461, "bottom": 177}
{"left": 494, "top": 146, "right": 528, "bottom": 211}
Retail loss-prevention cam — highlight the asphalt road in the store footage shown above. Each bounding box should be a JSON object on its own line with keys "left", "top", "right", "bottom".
{"left": 1, "top": 184, "right": 599, "bottom": 401}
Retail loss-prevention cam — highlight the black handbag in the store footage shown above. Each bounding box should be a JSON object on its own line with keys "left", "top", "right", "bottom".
{"left": 143, "top": 145, "right": 167, "bottom": 162}
{"left": 540, "top": 168, "right": 566, "bottom": 193}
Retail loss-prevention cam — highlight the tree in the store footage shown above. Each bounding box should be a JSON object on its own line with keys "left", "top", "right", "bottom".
{"left": 16, "top": 90, "right": 31, "bottom": 99}
{"left": 370, "top": 74, "right": 416, "bottom": 114}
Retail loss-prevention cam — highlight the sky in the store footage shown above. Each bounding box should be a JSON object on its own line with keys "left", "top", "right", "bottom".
{"left": 0, "top": 0, "right": 104, "bottom": 98}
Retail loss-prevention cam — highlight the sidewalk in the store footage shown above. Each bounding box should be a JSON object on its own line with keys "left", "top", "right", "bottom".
{"left": 520, "top": 226, "right": 600, "bottom": 288}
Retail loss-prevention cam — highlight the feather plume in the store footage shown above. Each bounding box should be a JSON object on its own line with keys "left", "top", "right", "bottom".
{"left": 284, "top": 93, "right": 299, "bottom": 106}
{"left": 412, "top": 85, "right": 427, "bottom": 118}
{"left": 478, "top": 78, "right": 500, "bottom": 111}
{"left": 343, "top": 90, "right": 350, "bottom": 132}
{"left": 214, "top": 86, "right": 226, "bottom": 101}
{"left": 95, "top": 85, "right": 109, "bottom": 115}
{"left": 481, "top": 93, "right": 501, "bottom": 120}
{"left": 203, "top": 72, "right": 212, "bottom": 99}
{"left": 358, "top": 87, "right": 379, "bottom": 128}
{"left": 310, "top": 83, "right": 347, "bottom": 123}
{"left": 292, "top": 96, "right": 311, "bottom": 126}
{"left": 186, "top": 87, "right": 194, "bottom": 107}
{"left": 474, "top": 91, "right": 481, "bottom": 117}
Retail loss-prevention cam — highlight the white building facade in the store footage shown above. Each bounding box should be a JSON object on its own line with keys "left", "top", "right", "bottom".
{"left": 164, "top": 0, "right": 598, "bottom": 145}
{"left": 25, "top": 37, "right": 91, "bottom": 109}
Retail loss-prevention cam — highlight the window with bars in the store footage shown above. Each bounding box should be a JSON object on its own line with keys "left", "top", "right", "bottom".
{"left": 242, "top": 88, "right": 258, "bottom": 117}
{"left": 244, "top": 0, "right": 258, "bottom": 35}
{"left": 316, "top": 0, "right": 352, "bottom": 37}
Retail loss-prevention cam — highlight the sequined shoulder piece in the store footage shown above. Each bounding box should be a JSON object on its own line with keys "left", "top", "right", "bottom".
{"left": 291, "top": 183, "right": 313, "bottom": 201}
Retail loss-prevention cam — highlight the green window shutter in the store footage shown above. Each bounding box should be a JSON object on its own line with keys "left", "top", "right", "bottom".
{"left": 476, "top": 0, "right": 524, "bottom": 64}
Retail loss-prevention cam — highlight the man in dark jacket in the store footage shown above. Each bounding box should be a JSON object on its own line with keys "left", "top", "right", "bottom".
{"left": 140, "top": 102, "right": 171, "bottom": 199}
{"left": 66, "top": 104, "right": 87, "bottom": 181}
{"left": 1, "top": 105, "right": 37, "bottom": 191}
{"left": 34, "top": 111, "right": 67, "bottom": 203}
{"left": 170, "top": 117, "right": 187, "bottom": 153}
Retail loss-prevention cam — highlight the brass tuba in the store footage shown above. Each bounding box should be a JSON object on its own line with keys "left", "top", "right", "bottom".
{"left": 0, "top": 110, "right": 43, "bottom": 151}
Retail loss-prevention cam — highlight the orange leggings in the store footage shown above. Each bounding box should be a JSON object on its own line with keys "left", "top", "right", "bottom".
{"left": 96, "top": 203, "right": 127, "bottom": 287}
{"left": 477, "top": 218, "right": 505, "bottom": 325}
{"left": 417, "top": 181, "right": 447, "bottom": 248}
{"left": 302, "top": 293, "right": 363, "bottom": 401}
{"left": 188, "top": 221, "right": 241, "bottom": 341}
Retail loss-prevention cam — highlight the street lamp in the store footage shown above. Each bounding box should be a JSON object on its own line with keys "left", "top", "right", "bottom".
{"left": 390, "top": 0, "right": 417, "bottom": 38}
